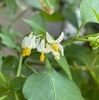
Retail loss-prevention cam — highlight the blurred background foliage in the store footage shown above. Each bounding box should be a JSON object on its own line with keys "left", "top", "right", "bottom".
{"left": 0, "top": 0, "right": 99, "bottom": 100}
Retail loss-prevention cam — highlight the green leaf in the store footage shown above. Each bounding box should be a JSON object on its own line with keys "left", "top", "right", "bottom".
{"left": 81, "top": 83, "right": 99, "bottom": 100}
{"left": 23, "top": 13, "right": 47, "bottom": 34}
{"left": 62, "top": 0, "right": 75, "bottom": 5}
{"left": 56, "top": 54, "right": 73, "bottom": 80}
{"left": 21, "top": 63, "right": 35, "bottom": 77}
{"left": 1, "top": 56, "right": 18, "bottom": 79}
{"left": 22, "top": 64, "right": 84, "bottom": 100}
{"left": 9, "top": 77, "right": 26, "bottom": 91}
{"left": 62, "top": 8, "right": 78, "bottom": 28}
{"left": 0, "top": 34, "right": 17, "bottom": 48}
{"left": 0, "top": 86, "right": 8, "bottom": 97}
{"left": 16, "top": 89, "right": 26, "bottom": 100}
{"left": 2, "top": 56, "right": 18, "bottom": 71}
{"left": 1, "top": 93, "right": 15, "bottom": 100}
{"left": 5, "top": 0, "right": 17, "bottom": 13}
{"left": 42, "top": 12, "right": 63, "bottom": 22}
{"left": 92, "top": 8, "right": 99, "bottom": 22}
{"left": 24, "top": 0, "right": 42, "bottom": 10}
{"left": 24, "top": 0, "right": 59, "bottom": 15}
{"left": 39, "top": 0, "right": 58, "bottom": 15}
{"left": 70, "top": 69, "right": 87, "bottom": 88}
{"left": 80, "top": 0, "right": 99, "bottom": 24}
{"left": 64, "top": 44, "right": 94, "bottom": 66}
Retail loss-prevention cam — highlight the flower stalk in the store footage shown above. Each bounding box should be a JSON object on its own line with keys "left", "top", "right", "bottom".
{"left": 16, "top": 54, "right": 23, "bottom": 77}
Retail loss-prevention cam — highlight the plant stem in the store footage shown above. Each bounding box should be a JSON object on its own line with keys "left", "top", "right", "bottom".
{"left": 88, "top": 71, "right": 99, "bottom": 85}
{"left": 74, "top": 22, "right": 85, "bottom": 38}
{"left": 62, "top": 37, "right": 90, "bottom": 45}
{"left": 80, "top": 33, "right": 99, "bottom": 38}
{"left": 27, "top": 61, "right": 99, "bottom": 71}
{"left": 14, "top": 92, "right": 19, "bottom": 100}
{"left": 70, "top": 65, "right": 99, "bottom": 71}
{"left": 0, "top": 95, "right": 8, "bottom": 100}
{"left": 0, "top": 73, "right": 7, "bottom": 86}
{"left": 0, "top": 91, "right": 10, "bottom": 100}
{"left": 16, "top": 54, "right": 23, "bottom": 77}
{"left": 62, "top": 38, "right": 75, "bottom": 45}
{"left": 28, "top": 61, "right": 44, "bottom": 66}
{"left": 25, "top": 62, "right": 37, "bottom": 73}
{"left": 75, "top": 37, "right": 90, "bottom": 42}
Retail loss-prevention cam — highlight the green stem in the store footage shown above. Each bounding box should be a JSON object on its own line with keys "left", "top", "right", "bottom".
{"left": 16, "top": 54, "right": 23, "bottom": 77}
{"left": 0, "top": 95, "right": 8, "bottom": 100}
{"left": 28, "top": 61, "right": 44, "bottom": 66}
{"left": 75, "top": 37, "right": 90, "bottom": 42}
{"left": 62, "top": 38, "right": 75, "bottom": 45}
{"left": 62, "top": 37, "right": 90, "bottom": 45}
{"left": 70, "top": 65, "right": 99, "bottom": 71}
{"left": 74, "top": 22, "right": 85, "bottom": 38}
{"left": 41, "top": 61, "right": 99, "bottom": 71}
{"left": 46, "top": 57, "right": 52, "bottom": 70}
{"left": 0, "top": 73, "right": 7, "bottom": 86}
{"left": 25, "top": 62, "right": 37, "bottom": 73}
{"left": 14, "top": 92, "right": 19, "bottom": 100}
{"left": 0, "top": 91, "right": 10, "bottom": 100}
{"left": 27, "top": 61, "right": 99, "bottom": 71}
{"left": 88, "top": 71, "right": 99, "bottom": 85}
{"left": 80, "top": 33, "right": 99, "bottom": 38}
{"left": 91, "top": 51, "right": 99, "bottom": 67}
{"left": 20, "top": 74, "right": 26, "bottom": 78}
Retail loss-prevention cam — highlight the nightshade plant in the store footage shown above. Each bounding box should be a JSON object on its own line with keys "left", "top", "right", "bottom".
{"left": 0, "top": 0, "right": 99, "bottom": 100}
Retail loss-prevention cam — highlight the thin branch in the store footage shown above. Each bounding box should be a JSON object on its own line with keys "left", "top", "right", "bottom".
{"left": 25, "top": 62, "right": 37, "bottom": 73}
{"left": 0, "top": 91, "right": 11, "bottom": 100}
{"left": 14, "top": 92, "right": 19, "bottom": 100}
{"left": 16, "top": 54, "right": 23, "bottom": 77}
{"left": 0, "top": 73, "right": 7, "bottom": 86}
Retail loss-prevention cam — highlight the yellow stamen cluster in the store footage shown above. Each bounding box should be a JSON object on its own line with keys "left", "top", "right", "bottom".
{"left": 40, "top": 52, "right": 45, "bottom": 62}
{"left": 22, "top": 48, "right": 31, "bottom": 57}
{"left": 52, "top": 43, "right": 58, "bottom": 51}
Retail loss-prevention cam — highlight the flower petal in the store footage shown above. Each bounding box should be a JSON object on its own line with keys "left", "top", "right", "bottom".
{"left": 45, "top": 45, "right": 52, "bottom": 53}
{"left": 40, "top": 39, "right": 45, "bottom": 51}
{"left": 32, "top": 35, "right": 36, "bottom": 48}
{"left": 22, "top": 33, "right": 36, "bottom": 49}
{"left": 37, "top": 44, "right": 41, "bottom": 52}
{"left": 55, "top": 32, "right": 64, "bottom": 43}
{"left": 36, "top": 37, "right": 40, "bottom": 48}
{"left": 29, "top": 32, "right": 33, "bottom": 38}
{"left": 58, "top": 44, "right": 64, "bottom": 56}
{"left": 37, "top": 39, "right": 45, "bottom": 52}
{"left": 26, "top": 35, "right": 34, "bottom": 49}
{"left": 22, "top": 37, "right": 28, "bottom": 48}
{"left": 46, "top": 32, "right": 53, "bottom": 43}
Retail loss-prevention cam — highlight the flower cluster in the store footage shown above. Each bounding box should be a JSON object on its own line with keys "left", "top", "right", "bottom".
{"left": 22, "top": 32, "right": 64, "bottom": 62}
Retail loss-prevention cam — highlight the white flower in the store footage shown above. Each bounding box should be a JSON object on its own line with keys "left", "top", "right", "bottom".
{"left": 36, "top": 37, "right": 40, "bottom": 48}
{"left": 46, "top": 32, "right": 64, "bottom": 58}
{"left": 37, "top": 39, "right": 52, "bottom": 62}
{"left": 22, "top": 33, "right": 36, "bottom": 57}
